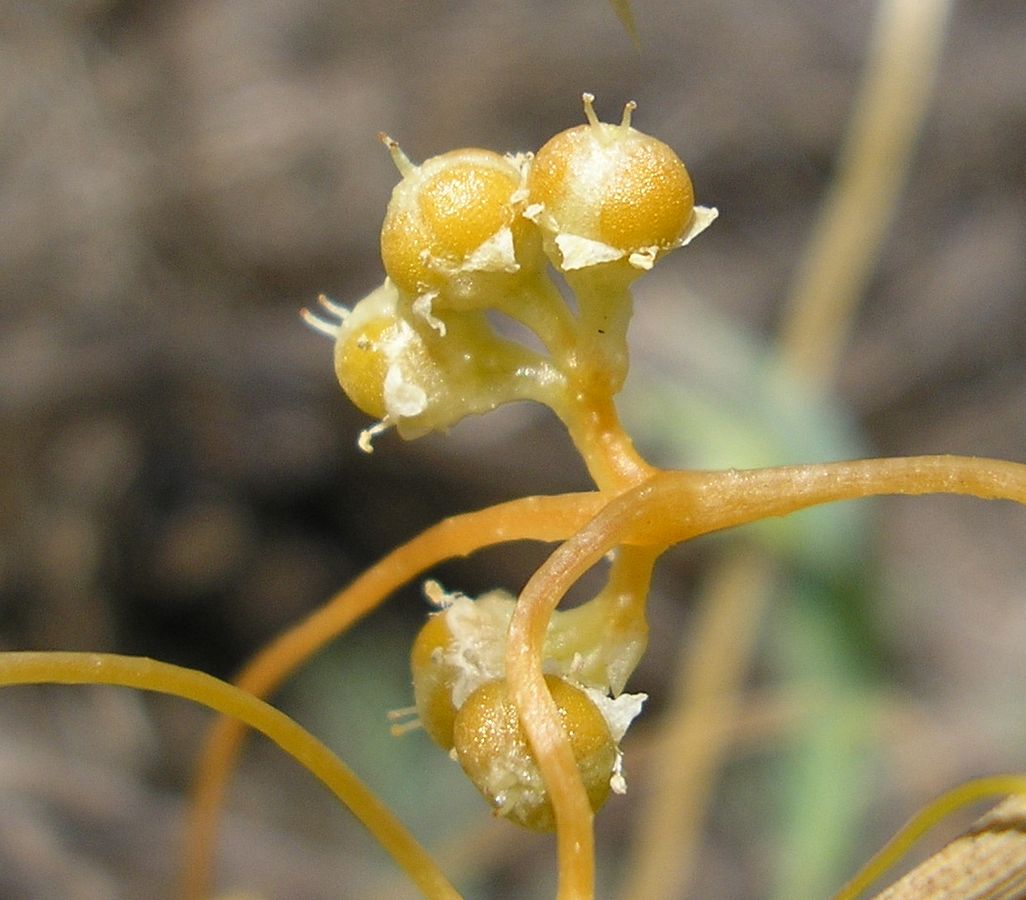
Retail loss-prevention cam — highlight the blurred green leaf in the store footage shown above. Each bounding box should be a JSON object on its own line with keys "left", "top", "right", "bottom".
{"left": 626, "top": 297, "right": 894, "bottom": 895}
{"left": 767, "top": 577, "right": 887, "bottom": 900}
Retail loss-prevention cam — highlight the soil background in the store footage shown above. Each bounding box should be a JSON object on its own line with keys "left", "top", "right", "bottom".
{"left": 2, "top": 1, "right": 1025, "bottom": 898}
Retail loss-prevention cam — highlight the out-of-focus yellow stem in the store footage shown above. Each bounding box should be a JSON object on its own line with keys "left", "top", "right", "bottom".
{"left": 835, "top": 776, "right": 1026, "bottom": 900}
{"left": 0, "top": 652, "right": 461, "bottom": 900}
{"left": 621, "top": 551, "right": 774, "bottom": 900}
{"left": 778, "top": 0, "right": 954, "bottom": 385}
{"left": 607, "top": 0, "right": 639, "bottom": 47}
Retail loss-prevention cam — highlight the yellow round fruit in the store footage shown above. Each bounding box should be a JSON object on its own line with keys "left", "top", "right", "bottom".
{"left": 380, "top": 148, "right": 525, "bottom": 297}
{"left": 333, "top": 316, "right": 396, "bottom": 420}
{"left": 528, "top": 102, "right": 694, "bottom": 255}
{"left": 452, "top": 675, "right": 615, "bottom": 831}
{"left": 410, "top": 612, "right": 459, "bottom": 751}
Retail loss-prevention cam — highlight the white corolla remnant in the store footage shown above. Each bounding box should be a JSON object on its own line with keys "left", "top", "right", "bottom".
{"left": 526, "top": 93, "right": 716, "bottom": 274}
{"left": 410, "top": 582, "right": 648, "bottom": 821}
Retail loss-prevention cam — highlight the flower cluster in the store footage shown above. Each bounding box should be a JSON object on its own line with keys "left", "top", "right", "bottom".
{"left": 305, "top": 94, "right": 715, "bottom": 831}
{"left": 409, "top": 582, "right": 646, "bottom": 829}
{"left": 305, "top": 94, "right": 716, "bottom": 456}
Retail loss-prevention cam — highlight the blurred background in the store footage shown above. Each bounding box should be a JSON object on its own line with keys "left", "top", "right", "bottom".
{"left": 1, "top": 0, "right": 1025, "bottom": 897}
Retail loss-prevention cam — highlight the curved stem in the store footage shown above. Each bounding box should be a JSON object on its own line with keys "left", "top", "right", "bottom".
{"left": 494, "top": 275, "right": 580, "bottom": 367}
{"left": 505, "top": 454, "right": 1026, "bottom": 898}
{"left": 835, "top": 775, "right": 1026, "bottom": 900}
{"left": 506, "top": 479, "right": 668, "bottom": 899}
{"left": 0, "top": 652, "right": 461, "bottom": 900}
{"left": 557, "top": 392, "right": 655, "bottom": 493}
{"left": 778, "top": 0, "right": 954, "bottom": 384}
{"left": 642, "top": 455, "right": 1026, "bottom": 548}
{"left": 183, "top": 492, "right": 603, "bottom": 900}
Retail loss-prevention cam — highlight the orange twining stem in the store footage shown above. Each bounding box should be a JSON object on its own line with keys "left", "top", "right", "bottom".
{"left": 508, "top": 479, "right": 669, "bottom": 899}
{"left": 505, "top": 454, "right": 1026, "bottom": 898}
{"left": 183, "top": 491, "right": 604, "bottom": 900}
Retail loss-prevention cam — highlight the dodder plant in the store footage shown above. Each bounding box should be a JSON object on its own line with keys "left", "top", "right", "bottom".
{"left": 2, "top": 95, "right": 1025, "bottom": 899}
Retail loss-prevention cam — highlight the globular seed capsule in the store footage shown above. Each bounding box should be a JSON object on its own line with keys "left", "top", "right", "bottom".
{"left": 452, "top": 675, "right": 616, "bottom": 831}
{"left": 409, "top": 588, "right": 516, "bottom": 751}
{"left": 334, "top": 315, "right": 397, "bottom": 421}
{"left": 527, "top": 94, "right": 701, "bottom": 270}
{"left": 330, "top": 283, "right": 401, "bottom": 421}
{"left": 409, "top": 611, "right": 460, "bottom": 751}
{"left": 379, "top": 141, "right": 533, "bottom": 304}
{"left": 330, "top": 280, "right": 436, "bottom": 425}
{"left": 325, "top": 277, "right": 548, "bottom": 450}
{"left": 406, "top": 587, "right": 648, "bottom": 826}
